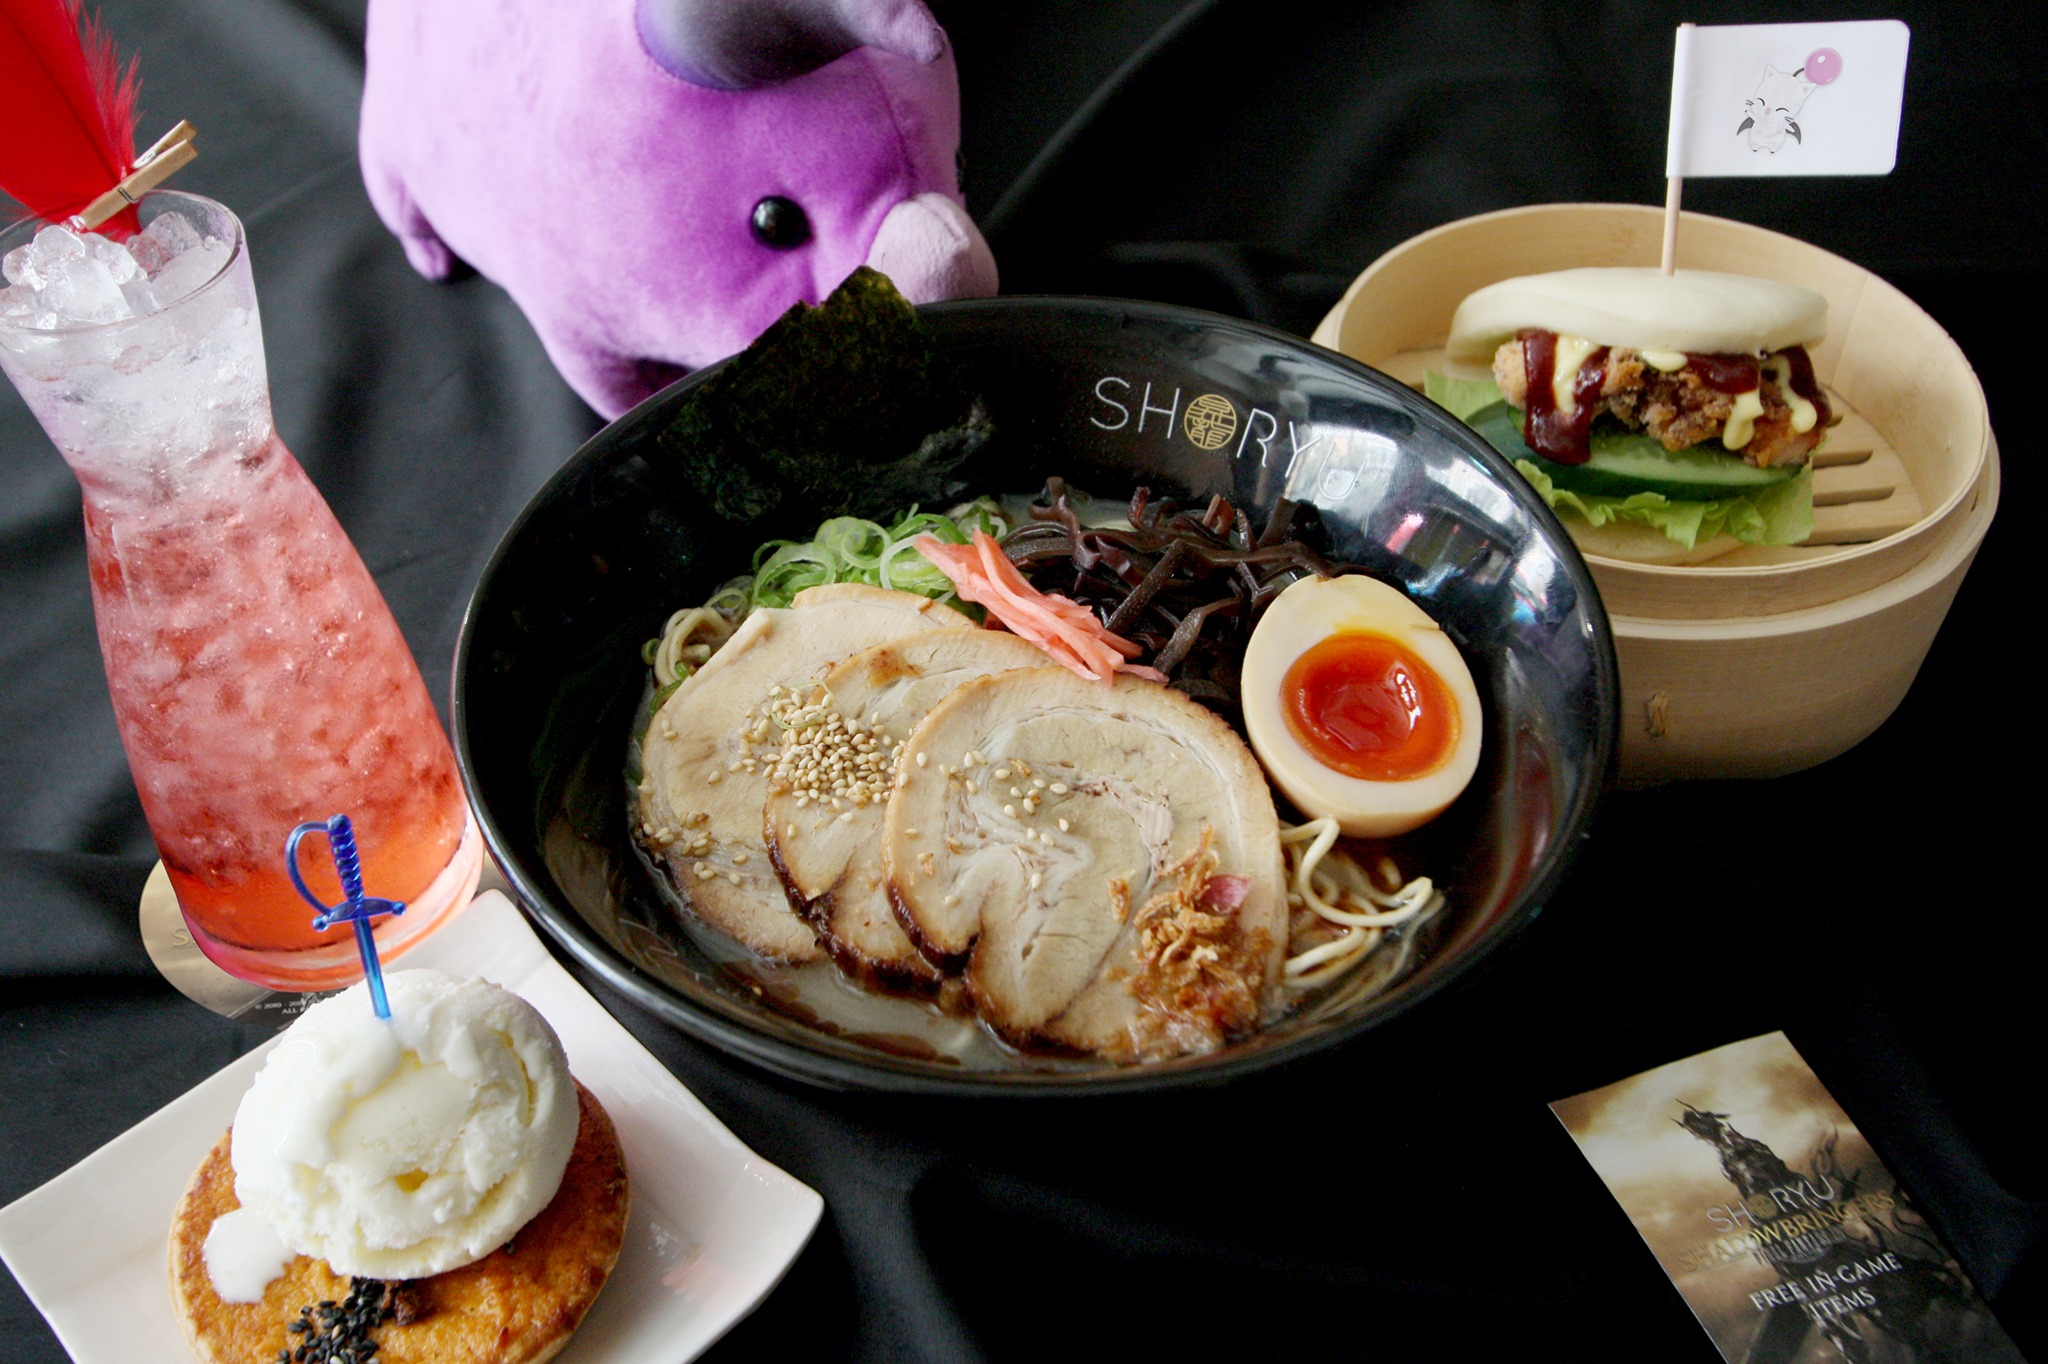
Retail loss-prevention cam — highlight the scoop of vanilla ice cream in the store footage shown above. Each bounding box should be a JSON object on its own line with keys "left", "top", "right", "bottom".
{"left": 229, "top": 969, "right": 579, "bottom": 1280}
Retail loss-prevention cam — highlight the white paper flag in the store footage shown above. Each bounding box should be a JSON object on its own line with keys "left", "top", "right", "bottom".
{"left": 1666, "top": 20, "right": 1910, "bottom": 178}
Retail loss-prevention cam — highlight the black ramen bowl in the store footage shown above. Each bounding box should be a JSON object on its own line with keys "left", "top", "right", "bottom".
{"left": 453, "top": 297, "right": 1619, "bottom": 1094}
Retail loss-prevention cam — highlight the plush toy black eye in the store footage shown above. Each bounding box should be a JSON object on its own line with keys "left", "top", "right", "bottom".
{"left": 751, "top": 196, "right": 811, "bottom": 249}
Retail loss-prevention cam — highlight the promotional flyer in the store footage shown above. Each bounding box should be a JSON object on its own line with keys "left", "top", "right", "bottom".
{"left": 1553, "top": 1033, "right": 2025, "bottom": 1363}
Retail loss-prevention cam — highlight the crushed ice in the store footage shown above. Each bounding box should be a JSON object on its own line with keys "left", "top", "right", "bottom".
{"left": 0, "top": 213, "right": 229, "bottom": 330}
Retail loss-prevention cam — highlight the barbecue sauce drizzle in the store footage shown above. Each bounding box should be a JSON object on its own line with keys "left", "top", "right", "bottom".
{"left": 1517, "top": 329, "right": 1608, "bottom": 464}
{"left": 1779, "top": 345, "right": 1831, "bottom": 424}
{"left": 1516, "top": 332, "right": 1829, "bottom": 462}
{"left": 1681, "top": 352, "right": 1761, "bottom": 393}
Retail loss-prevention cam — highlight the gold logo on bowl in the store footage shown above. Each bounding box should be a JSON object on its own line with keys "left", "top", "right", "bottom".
{"left": 1183, "top": 393, "right": 1238, "bottom": 450}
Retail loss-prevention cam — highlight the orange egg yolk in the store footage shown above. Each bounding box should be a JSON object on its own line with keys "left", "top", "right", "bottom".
{"left": 1280, "top": 631, "right": 1459, "bottom": 782}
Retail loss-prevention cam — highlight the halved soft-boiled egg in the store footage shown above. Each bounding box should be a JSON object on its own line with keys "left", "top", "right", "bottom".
{"left": 1241, "top": 574, "right": 1482, "bottom": 836}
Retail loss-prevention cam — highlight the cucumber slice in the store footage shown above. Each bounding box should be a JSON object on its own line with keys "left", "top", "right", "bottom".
{"left": 1466, "top": 401, "right": 1796, "bottom": 501}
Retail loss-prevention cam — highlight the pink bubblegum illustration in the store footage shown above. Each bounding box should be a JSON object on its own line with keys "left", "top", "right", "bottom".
{"left": 1805, "top": 48, "right": 1844, "bottom": 86}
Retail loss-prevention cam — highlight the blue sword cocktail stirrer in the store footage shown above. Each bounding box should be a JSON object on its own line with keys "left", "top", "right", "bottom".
{"left": 286, "top": 814, "right": 408, "bottom": 1019}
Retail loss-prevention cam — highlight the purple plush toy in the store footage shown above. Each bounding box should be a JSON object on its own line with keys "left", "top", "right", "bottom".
{"left": 359, "top": 0, "right": 998, "bottom": 418}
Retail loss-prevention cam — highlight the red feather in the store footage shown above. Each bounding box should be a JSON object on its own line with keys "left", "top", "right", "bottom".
{"left": 0, "top": 0, "right": 140, "bottom": 229}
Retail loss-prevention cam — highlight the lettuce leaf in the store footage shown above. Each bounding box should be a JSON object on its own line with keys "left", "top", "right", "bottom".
{"left": 1424, "top": 370, "right": 1814, "bottom": 551}
{"left": 1514, "top": 460, "right": 1814, "bottom": 550}
{"left": 1422, "top": 370, "right": 1506, "bottom": 422}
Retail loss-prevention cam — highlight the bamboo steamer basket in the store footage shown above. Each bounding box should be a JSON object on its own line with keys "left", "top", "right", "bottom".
{"left": 1312, "top": 203, "right": 1997, "bottom": 784}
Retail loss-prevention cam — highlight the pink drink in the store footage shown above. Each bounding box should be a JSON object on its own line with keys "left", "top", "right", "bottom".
{"left": 82, "top": 433, "right": 475, "bottom": 979}
{"left": 1, "top": 193, "right": 479, "bottom": 989}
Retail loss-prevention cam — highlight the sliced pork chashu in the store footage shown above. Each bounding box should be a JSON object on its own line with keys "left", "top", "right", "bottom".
{"left": 763, "top": 630, "right": 1048, "bottom": 989}
{"left": 885, "top": 668, "right": 1287, "bottom": 1061}
{"left": 635, "top": 584, "right": 970, "bottom": 960}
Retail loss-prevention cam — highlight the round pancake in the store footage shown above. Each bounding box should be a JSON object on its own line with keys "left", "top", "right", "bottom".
{"left": 169, "top": 1082, "right": 627, "bottom": 1364}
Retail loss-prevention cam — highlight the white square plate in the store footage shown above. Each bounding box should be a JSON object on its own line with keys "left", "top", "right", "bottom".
{"left": 0, "top": 892, "right": 823, "bottom": 1363}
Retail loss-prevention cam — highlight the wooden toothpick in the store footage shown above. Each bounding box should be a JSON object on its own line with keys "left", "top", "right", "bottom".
{"left": 74, "top": 122, "right": 199, "bottom": 231}
{"left": 1660, "top": 173, "right": 1683, "bottom": 275}
{"left": 1661, "top": 23, "right": 1694, "bottom": 276}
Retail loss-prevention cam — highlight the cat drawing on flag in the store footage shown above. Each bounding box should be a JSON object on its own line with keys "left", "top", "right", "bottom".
{"left": 1738, "top": 65, "right": 1818, "bottom": 154}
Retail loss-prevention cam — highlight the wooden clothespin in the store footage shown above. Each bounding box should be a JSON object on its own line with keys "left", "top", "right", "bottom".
{"left": 73, "top": 122, "right": 199, "bottom": 231}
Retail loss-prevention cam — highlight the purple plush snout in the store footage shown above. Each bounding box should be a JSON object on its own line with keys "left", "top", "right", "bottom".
{"left": 869, "top": 194, "right": 999, "bottom": 303}
{"left": 360, "top": 0, "right": 998, "bottom": 418}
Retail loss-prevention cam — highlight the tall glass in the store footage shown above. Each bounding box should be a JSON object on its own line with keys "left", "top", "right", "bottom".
{"left": 0, "top": 191, "right": 481, "bottom": 990}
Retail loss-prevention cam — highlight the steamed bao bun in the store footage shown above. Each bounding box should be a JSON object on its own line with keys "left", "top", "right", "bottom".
{"left": 1445, "top": 267, "right": 1827, "bottom": 362}
{"left": 229, "top": 970, "right": 579, "bottom": 1280}
{"left": 1445, "top": 267, "right": 1832, "bottom": 566}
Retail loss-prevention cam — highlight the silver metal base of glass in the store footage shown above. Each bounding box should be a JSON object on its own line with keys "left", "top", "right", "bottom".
{"left": 137, "top": 858, "right": 512, "bottom": 1024}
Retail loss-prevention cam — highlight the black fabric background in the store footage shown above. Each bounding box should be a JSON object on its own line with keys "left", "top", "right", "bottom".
{"left": 3, "top": 2, "right": 2041, "bottom": 1360}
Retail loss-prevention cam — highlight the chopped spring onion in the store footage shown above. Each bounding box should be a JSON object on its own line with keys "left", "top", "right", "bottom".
{"left": 735, "top": 498, "right": 1007, "bottom": 614}
{"left": 643, "top": 499, "right": 1008, "bottom": 677}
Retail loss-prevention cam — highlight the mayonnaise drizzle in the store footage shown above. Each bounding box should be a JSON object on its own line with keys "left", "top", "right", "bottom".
{"left": 1765, "top": 353, "right": 1819, "bottom": 434}
{"left": 1722, "top": 388, "right": 1765, "bottom": 450}
{"left": 1550, "top": 334, "right": 1601, "bottom": 414}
